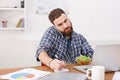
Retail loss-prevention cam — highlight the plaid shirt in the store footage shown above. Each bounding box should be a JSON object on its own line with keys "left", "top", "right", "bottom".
{"left": 36, "top": 26, "right": 94, "bottom": 63}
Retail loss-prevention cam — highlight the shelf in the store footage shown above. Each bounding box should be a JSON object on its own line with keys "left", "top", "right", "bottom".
{"left": 0, "top": 28, "right": 25, "bottom": 30}
{"left": 0, "top": 0, "right": 26, "bottom": 30}
{"left": 0, "top": 8, "right": 24, "bottom": 11}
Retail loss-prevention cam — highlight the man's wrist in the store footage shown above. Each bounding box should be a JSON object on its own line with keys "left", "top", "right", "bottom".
{"left": 48, "top": 59, "right": 54, "bottom": 67}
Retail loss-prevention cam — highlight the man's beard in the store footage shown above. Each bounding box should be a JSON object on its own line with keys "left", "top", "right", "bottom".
{"left": 62, "top": 26, "right": 73, "bottom": 37}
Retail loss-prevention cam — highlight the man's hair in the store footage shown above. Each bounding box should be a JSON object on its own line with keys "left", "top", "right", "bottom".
{"left": 48, "top": 8, "right": 65, "bottom": 24}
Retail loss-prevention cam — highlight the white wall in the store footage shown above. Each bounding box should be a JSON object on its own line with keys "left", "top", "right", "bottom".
{"left": 69, "top": 0, "right": 120, "bottom": 40}
{"left": 0, "top": 0, "right": 120, "bottom": 68}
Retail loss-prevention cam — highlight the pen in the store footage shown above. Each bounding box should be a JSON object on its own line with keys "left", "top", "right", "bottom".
{"left": 55, "top": 54, "right": 59, "bottom": 60}
{"left": 55, "top": 54, "right": 67, "bottom": 68}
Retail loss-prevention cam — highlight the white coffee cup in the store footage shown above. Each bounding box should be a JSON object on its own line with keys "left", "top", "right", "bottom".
{"left": 87, "top": 65, "right": 105, "bottom": 80}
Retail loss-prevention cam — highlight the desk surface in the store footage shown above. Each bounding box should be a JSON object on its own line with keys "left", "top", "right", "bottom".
{"left": 0, "top": 64, "right": 114, "bottom": 80}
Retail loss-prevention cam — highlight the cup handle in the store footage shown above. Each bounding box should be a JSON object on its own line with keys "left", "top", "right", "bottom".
{"left": 87, "top": 69, "right": 92, "bottom": 79}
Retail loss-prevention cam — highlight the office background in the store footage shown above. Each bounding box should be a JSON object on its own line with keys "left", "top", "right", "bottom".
{"left": 0, "top": 0, "right": 120, "bottom": 68}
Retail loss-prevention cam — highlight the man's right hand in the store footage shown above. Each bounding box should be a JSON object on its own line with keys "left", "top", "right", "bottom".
{"left": 49, "top": 59, "right": 66, "bottom": 70}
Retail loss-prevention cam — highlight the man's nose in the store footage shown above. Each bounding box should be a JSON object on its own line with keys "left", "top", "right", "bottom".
{"left": 63, "top": 23, "right": 67, "bottom": 28}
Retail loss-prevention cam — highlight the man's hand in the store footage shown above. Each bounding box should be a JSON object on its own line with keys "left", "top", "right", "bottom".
{"left": 49, "top": 59, "right": 66, "bottom": 70}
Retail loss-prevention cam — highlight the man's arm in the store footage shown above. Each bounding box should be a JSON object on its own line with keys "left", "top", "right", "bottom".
{"left": 38, "top": 51, "right": 66, "bottom": 70}
{"left": 38, "top": 51, "right": 53, "bottom": 67}
{"left": 80, "top": 35, "right": 94, "bottom": 58}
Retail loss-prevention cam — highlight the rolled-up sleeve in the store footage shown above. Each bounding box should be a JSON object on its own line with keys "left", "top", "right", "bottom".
{"left": 36, "top": 28, "right": 55, "bottom": 61}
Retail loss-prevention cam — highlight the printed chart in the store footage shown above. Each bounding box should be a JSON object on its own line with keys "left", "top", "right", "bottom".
{"left": 0, "top": 68, "right": 51, "bottom": 80}
{"left": 11, "top": 73, "right": 35, "bottom": 79}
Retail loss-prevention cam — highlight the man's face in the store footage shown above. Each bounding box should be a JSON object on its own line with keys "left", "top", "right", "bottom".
{"left": 53, "top": 14, "right": 73, "bottom": 37}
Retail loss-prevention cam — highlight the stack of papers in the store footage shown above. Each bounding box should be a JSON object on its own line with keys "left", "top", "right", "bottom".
{"left": 0, "top": 68, "right": 51, "bottom": 80}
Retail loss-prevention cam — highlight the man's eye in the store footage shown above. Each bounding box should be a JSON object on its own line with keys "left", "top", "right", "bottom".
{"left": 58, "top": 24, "right": 62, "bottom": 26}
{"left": 64, "top": 19, "right": 67, "bottom": 23}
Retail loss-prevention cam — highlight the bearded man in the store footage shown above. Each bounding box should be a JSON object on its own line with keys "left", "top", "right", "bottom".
{"left": 36, "top": 8, "right": 94, "bottom": 70}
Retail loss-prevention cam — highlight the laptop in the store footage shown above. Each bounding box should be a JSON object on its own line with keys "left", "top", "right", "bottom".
{"left": 73, "top": 44, "right": 120, "bottom": 73}
{"left": 40, "top": 72, "right": 87, "bottom": 80}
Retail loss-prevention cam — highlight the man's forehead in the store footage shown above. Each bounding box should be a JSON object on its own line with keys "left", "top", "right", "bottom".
{"left": 53, "top": 14, "right": 67, "bottom": 25}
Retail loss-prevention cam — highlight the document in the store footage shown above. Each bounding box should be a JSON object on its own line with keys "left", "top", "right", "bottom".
{"left": 54, "top": 68, "right": 69, "bottom": 72}
{"left": 112, "top": 71, "right": 120, "bottom": 80}
{"left": 0, "top": 68, "right": 51, "bottom": 80}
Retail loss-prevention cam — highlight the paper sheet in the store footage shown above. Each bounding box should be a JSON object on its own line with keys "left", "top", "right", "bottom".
{"left": 54, "top": 68, "right": 69, "bottom": 72}
{"left": 0, "top": 68, "right": 51, "bottom": 80}
{"left": 112, "top": 71, "right": 120, "bottom": 80}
